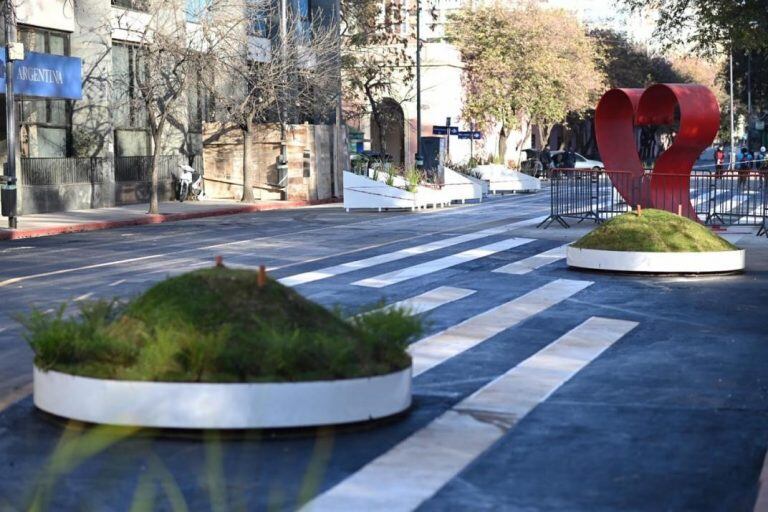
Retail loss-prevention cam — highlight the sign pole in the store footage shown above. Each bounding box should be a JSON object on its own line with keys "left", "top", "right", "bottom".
{"left": 3, "top": 1, "right": 17, "bottom": 228}
{"left": 470, "top": 121, "right": 474, "bottom": 163}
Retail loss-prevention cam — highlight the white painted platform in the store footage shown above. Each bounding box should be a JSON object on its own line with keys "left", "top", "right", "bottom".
{"left": 442, "top": 167, "right": 485, "bottom": 203}
{"left": 474, "top": 164, "right": 541, "bottom": 194}
{"left": 33, "top": 366, "right": 412, "bottom": 429}
{"left": 342, "top": 172, "right": 450, "bottom": 212}
{"left": 566, "top": 246, "right": 745, "bottom": 273}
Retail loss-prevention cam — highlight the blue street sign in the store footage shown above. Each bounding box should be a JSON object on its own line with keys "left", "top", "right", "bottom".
{"left": 0, "top": 51, "right": 82, "bottom": 100}
{"left": 458, "top": 131, "right": 483, "bottom": 140}
{"left": 432, "top": 125, "right": 460, "bottom": 136}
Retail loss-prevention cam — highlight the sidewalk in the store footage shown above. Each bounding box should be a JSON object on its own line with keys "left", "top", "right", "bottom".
{"left": 0, "top": 198, "right": 339, "bottom": 241}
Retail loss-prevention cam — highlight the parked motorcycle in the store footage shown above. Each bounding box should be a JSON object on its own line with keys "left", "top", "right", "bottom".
{"left": 174, "top": 163, "right": 203, "bottom": 202}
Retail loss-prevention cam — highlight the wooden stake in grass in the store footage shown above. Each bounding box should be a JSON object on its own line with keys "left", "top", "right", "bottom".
{"left": 636, "top": 205, "right": 642, "bottom": 217}
{"left": 677, "top": 204, "right": 682, "bottom": 216}
{"left": 257, "top": 265, "right": 267, "bottom": 288}
{"left": 215, "top": 255, "right": 224, "bottom": 267}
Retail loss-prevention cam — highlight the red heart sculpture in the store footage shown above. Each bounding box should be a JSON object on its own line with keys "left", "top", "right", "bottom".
{"left": 595, "top": 84, "right": 720, "bottom": 220}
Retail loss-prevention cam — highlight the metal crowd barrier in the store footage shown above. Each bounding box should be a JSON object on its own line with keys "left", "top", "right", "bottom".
{"left": 539, "top": 168, "right": 768, "bottom": 236}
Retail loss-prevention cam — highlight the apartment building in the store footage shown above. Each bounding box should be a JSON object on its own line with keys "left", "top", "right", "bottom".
{"left": 0, "top": 0, "right": 339, "bottom": 214}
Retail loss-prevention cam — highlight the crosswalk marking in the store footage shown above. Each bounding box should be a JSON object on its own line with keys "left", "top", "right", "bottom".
{"left": 277, "top": 216, "right": 545, "bottom": 287}
{"left": 353, "top": 238, "right": 535, "bottom": 289}
{"left": 381, "top": 286, "right": 476, "bottom": 315}
{"left": 410, "top": 279, "right": 593, "bottom": 377}
{"left": 754, "top": 449, "right": 768, "bottom": 512}
{"left": 493, "top": 244, "right": 569, "bottom": 275}
{"left": 302, "top": 317, "right": 638, "bottom": 512}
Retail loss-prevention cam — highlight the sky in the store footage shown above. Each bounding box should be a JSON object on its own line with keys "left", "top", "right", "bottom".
{"left": 543, "top": 0, "right": 656, "bottom": 45}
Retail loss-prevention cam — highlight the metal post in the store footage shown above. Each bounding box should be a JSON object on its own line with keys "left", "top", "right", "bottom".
{"left": 445, "top": 116, "right": 450, "bottom": 159}
{"left": 747, "top": 52, "right": 752, "bottom": 116}
{"left": 414, "top": 0, "right": 422, "bottom": 169}
{"left": 278, "top": 0, "right": 288, "bottom": 182}
{"left": 470, "top": 121, "right": 474, "bottom": 162}
{"left": 3, "top": 1, "right": 17, "bottom": 228}
{"left": 730, "top": 48, "right": 736, "bottom": 171}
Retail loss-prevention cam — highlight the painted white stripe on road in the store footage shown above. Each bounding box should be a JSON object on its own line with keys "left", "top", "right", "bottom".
{"left": 493, "top": 244, "right": 568, "bottom": 275}
{"left": 303, "top": 317, "right": 638, "bottom": 512}
{"left": 0, "top": 254, "right": 164, "bottom": 288}
{"left": 754, "top": 449, "right": 768, "bottom": 512}
{"left": 382, "top": 286, "right": 476, "bottom": 315}
{"left": 410, "top": 279, "right": 593, "bottom": 377}
{"left": 353, "top": 238, "right": 535, "bottom": 289}
{"left": 278, "top": 216, "right": 546, "bottom": 287}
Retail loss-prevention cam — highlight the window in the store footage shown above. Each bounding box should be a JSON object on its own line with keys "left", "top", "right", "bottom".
{"left": 111, "top": 0, "right": 149, "bottom": 12}
{"left": 112, "top": 43, "right": 151, "bottom": 156}
{"left": 16, "top": 26, "right": 72, "bottom": 157}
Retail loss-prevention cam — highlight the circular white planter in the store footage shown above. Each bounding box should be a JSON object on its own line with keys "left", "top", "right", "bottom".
{"left": 33, "top": 366, "right": 411, "bottom": 429}
{"left": 566, "top": 246, "right": 745, "bottom": 273}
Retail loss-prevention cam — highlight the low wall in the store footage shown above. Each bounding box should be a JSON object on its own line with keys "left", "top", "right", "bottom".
{"left": 203, "top": 123, "right": 336, "bottom": 202}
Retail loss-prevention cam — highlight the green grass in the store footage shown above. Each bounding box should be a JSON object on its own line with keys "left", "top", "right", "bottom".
{"left": 21, "top": 268, "right": 422, "bottom": 383}
{"left": 572, "top": 209, "right": 738, "bottom": 252}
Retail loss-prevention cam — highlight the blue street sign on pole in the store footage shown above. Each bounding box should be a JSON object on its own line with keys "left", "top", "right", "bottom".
{"left": 458, "top": 131, "right": 483, "bottom": 140}
{"left": 432, "top": 125, "right": 460, "bottom": 136}
{"left": 0, "top": 51, "right": 82, "bottom": 100}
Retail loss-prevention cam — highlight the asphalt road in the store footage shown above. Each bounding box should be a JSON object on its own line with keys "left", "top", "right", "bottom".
{"left": 0, "top": 192, "right": 766, "bottom": 511}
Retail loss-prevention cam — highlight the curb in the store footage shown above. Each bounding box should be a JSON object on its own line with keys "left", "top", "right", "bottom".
{"left": 0, "top": 198, "right": 340, "bottom": 241}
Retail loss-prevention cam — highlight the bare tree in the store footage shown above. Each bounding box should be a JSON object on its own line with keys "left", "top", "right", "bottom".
{"left": 340, "top": 0, "right": 416, "bottom": 160}
{"left": 207, "top": 0, "right": 340, "bottom": 202}
{"left": 113, "top": 0, "right": 237, "bottom": 214}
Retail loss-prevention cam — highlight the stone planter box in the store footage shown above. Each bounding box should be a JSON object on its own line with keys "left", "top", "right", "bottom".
{"left": 566, "top": 246, "right": 745, "bottom": 274}
{"left": 33, "top": 365, "right": 412, "bottom": 429}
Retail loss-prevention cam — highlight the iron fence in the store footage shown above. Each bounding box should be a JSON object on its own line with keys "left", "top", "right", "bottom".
{"left": 540, "top": 168, "right": 768, "bottom": 235}
{"left": 20, "top": 154, "right": 204, "bottom": 186}
{"left": 21, "top": 157, "right": 107, "bottom": 186}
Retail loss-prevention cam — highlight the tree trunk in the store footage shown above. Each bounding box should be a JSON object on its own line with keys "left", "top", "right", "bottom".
{"left": 541, "top": 124, "right": 552, "bottom": 151}
{"left": 498, "top": 125, "right": 508, "bottom": 163}
{"left": 241, "top": 117, "right": 255, "bottom": 203}
{"left": 148, "top": 117, "right": 166, "bottom": 215}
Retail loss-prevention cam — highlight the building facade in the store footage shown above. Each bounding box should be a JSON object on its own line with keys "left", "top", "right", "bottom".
{"left": 0, "top": 0, "right": 340, "bottom": 215}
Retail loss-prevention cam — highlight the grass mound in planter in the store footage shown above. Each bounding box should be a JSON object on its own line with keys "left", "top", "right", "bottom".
{"left": 22, "top": 267, "right": 422, "bottom": 383}
{"left": 572, "top": 209, "right": 737, "bottom": 253}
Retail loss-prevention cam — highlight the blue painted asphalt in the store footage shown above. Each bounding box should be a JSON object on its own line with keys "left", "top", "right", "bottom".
{"left": 0, "top": 192, "right": 765, "bottom": 511}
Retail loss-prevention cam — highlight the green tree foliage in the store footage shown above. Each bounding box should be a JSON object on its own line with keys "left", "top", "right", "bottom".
{"left": 620, "top": 0, "right": 768, "bottom": 53}
{"left": 732, "top": 50, "right": 768, "bottom": 113}
{"left": 448, "top": 3, "right": 605, "bottom": 158}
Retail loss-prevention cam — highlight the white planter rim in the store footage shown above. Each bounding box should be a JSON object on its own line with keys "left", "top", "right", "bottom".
{"left": 566, "top": 245, "right": 745, "bottom": 274}
{"left": 34, "top": 365, "right": 412, "bottom": 429}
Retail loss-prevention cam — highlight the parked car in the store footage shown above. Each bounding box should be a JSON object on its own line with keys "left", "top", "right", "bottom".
{"left": 549, "top": 150, "right": 604, "bottom": 170}
{"left": 520, "top": 149, "right": 544, "bottom": 177}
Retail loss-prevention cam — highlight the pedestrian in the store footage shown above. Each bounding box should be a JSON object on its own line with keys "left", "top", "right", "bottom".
{"left": 738, "top": 147, "right": 752, "bottom": 184}
{"left": 562, "top": 148, "right": 576, "bottom": 169}
{"left": 539, "top": 149, "right": 552, "bottom": 178}
{"left": 714, "top": 145, "right": 725, "bottom": 177}
{"left": 758, "top": 146, "right": 768, "bottom": 170}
